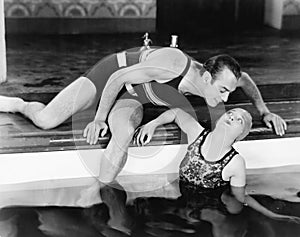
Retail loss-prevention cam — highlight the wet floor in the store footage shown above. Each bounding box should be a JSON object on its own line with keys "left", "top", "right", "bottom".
{"left": 1, "top": 28, "right": 300, "bottom": 97}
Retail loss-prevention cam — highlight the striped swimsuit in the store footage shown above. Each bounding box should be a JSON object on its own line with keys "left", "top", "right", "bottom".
{"left": 83, "top": 47, "right": 192, "bottom": 109}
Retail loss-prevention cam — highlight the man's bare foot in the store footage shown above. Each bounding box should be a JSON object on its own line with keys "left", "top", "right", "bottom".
{"left": 0, "top": 96, "right": 25, "bottom": 113}
{"left": 100, "top": 183, "right": 134, "bottom": 235}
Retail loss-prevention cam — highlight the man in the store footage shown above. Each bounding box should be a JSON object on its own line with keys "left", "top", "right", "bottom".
{"left": 81, "top": 47, "right": 286, "bottom": 184}
{"left": 0, "top": 47, "right": 286, "bottom": 184}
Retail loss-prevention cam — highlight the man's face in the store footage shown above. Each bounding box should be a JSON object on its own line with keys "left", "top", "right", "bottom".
{"left": 205, "top": 68, "right": 238, "bottom": 107}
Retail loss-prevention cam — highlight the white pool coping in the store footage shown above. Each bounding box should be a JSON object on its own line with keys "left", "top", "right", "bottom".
{"left": 0, "top": 137, "right": 299, "bottom": 186}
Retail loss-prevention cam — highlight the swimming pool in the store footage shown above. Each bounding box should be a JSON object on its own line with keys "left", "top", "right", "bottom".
{"left": 0, "top": 135, "right": 300, "bottom": 236}
{"left": 0, "top": 172, "right": 299, "bottom": 237}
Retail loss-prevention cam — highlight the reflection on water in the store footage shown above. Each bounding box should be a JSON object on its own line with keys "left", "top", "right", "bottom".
{"left": 0, "top": 180, "right": 300, "bottom": 237}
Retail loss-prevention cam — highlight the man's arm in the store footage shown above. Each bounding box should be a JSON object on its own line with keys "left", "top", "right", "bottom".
{"left": 84, "top": 59, "right": 185, "bottom": 145}
{"left": 238, "top": 72, "right": 287, "bottom": 136}
{"left": 94, "top": 63, "right": 183, "bottom": 122}
{"left": 238, "top": 72, "right": 269, "bottom": 116}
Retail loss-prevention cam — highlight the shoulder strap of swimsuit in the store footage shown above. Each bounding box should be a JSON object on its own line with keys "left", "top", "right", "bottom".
{"left": 219, "top": 148, "right": 239, "bottom": 166}
{"left": 165, "top": 55, "right": 191, "bottom": 89}
{"left": 189, "top": 128, "right": 209, "bottom": 147}
{"left": 180, "top": 55, "right": 191, "bottom": 77}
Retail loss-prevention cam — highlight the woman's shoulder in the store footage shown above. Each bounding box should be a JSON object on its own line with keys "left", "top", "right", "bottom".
{"left": 228, "top": 153, "right": 246, "bottom": 170}
{"left": 222, "top": 152, "right": 246, "bottom": 184}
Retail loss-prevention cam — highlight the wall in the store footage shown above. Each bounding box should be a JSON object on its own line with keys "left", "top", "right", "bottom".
{"left": 5, "top": 0, "right": 300, "bottom": 34}
{"left": 284, "top": 0, "right": 300, "bottom": 15}
{"left": 283, "top": 0, "right": 300, "bottom": 29}
{"left": 265, "top": 0, "right": 300, "bottom": 30}
{"left": 4, "top": 0, "right": 156, "bottom": 34}
{"left": 157, "top": 0, "right": 265, "bottom": 35}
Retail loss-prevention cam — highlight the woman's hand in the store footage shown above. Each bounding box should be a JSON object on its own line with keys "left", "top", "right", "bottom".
{"left": 133, "top": 121, "right": 158, "bottom": 146}
{"left": 272, "top": 214, "right": 300, "bottom": 224}
{"left": 83, "top": 120, "right": 108, "bottom": 145}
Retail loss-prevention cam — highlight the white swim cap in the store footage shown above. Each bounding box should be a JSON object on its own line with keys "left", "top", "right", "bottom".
{"left": 232, "top": 108, "right": 252, "bottom": 141}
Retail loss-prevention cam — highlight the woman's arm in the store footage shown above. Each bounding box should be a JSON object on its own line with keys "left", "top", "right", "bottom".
{"left": 134, "top": 108, "right": 203, "bottom": 146}
{"left": 174, "top": 109, "right": 204, "bottom": 142}
{"left": 231, "top": 185, "right": 300, "bottom": 223}
{"left": 228, "top": 155, "right": 247, "bottom": 188}
{"left": 229, "top": 155, "right": 300, "bottom": 222}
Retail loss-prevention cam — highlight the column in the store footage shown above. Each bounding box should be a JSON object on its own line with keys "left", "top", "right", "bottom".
{"left": 264, "top": 0, "right": 284, "bottom": 29}
{"left": 0, "top": 0, "right": 6, "bottom": 83}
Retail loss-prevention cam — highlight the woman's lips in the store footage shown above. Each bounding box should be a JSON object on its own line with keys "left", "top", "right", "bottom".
{"left": 225, "top": 118, "right": 231, "bottom": 126}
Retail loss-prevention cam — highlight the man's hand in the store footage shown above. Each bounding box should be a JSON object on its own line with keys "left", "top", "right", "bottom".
{"left": 83, "top": 120, "right": 108, "bottom": 145}
{"left": 262, "top": 112, "right": 287, "bottom": 136}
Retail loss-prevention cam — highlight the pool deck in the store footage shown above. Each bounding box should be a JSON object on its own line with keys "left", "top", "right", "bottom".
{"left": 0, "top": 29, "right": 300, "bottom": 153}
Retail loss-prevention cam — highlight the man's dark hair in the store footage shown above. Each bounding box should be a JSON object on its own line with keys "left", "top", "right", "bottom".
{"left": 202, "top": 54, "right": 241, "bottom": 81}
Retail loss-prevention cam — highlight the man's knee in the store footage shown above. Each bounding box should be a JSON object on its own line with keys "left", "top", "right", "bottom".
{"left": 109, "top": 118, "right": 136, "bottom": 145}
{"left": 33, "top": 112, "right": 60, "bottom": 130}
{"left": 108, "top": 100, "right": 143, "bottom": 136}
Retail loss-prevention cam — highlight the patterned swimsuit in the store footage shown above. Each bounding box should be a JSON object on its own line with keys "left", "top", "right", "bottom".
{"left": 179, "top": 129, "right": 239, "bottom": 189}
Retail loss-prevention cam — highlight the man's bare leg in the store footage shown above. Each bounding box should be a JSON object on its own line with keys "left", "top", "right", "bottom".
{"left": 0, "top": 95, "right": 26, "bottom": 113}
{"left": 0, "top": 77, "right": 96, "bottom": 129}
{"left": 100, "top": 182, "right": 134, "bottom": 234}
{"left": 99, "top": 99, "right": 143, "bottom": 183}
{"left": 77, "top": 99, "right": 143, "bottom": 206}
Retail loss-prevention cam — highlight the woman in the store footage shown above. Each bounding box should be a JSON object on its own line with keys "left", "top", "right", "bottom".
{"left": 135, "top": 108, "right": 251, "bottom": 189}
{"left": 134, "top": 108, "right": 300, "bottom": 223}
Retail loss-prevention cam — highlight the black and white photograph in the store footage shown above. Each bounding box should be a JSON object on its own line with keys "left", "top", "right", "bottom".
{"left": 0, "top": 0, "right": 299, "bottom": 236}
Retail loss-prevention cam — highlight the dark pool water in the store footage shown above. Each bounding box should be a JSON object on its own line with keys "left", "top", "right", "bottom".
{"left": 0, "top": 181, "right": 299, "bottom": 237}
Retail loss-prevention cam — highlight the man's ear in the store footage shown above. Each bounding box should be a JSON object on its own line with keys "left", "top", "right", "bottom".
{"left": 203, "top": 71, "right": 212, "bottom": 84}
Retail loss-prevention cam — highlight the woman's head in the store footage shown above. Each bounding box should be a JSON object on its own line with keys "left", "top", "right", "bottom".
{"left": 216, "top": 108, "right": 252, "bottom": 142}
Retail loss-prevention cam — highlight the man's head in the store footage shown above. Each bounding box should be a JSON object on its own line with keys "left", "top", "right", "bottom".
{"left": 199, "top": 54, "right": 242, "bottom": 107}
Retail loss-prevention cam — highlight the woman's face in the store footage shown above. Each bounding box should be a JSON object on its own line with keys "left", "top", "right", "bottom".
{"left": 216, "top": 109, "right": 246, "bottom": 140}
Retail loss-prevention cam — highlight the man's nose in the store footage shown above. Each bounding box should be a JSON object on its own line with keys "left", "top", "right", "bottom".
{"left": 221, "top": 92, "right": 229, "bottom": 102}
